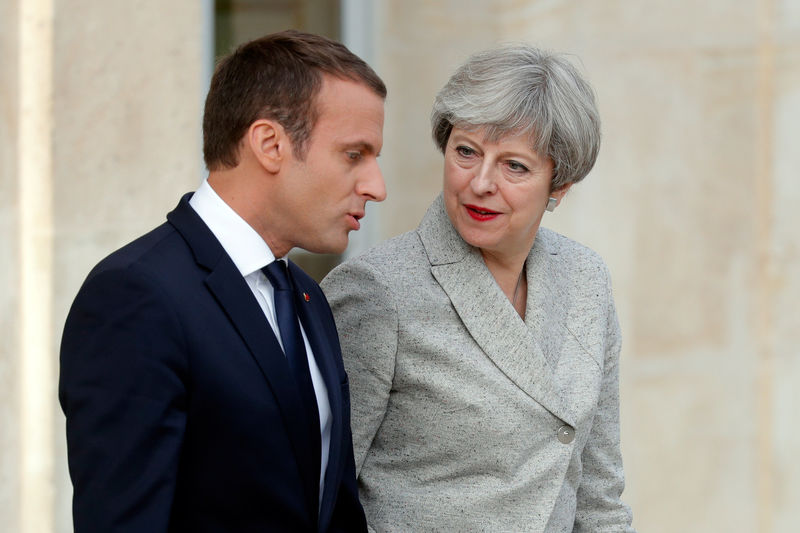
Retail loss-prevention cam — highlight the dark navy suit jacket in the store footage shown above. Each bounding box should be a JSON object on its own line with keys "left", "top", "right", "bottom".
{"left": 59, "top": 194, "right": 367, "bottom": 532}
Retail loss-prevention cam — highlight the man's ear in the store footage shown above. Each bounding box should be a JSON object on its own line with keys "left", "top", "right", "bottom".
{"left": 246, "top": 119, "right": 286, "bottom": 173}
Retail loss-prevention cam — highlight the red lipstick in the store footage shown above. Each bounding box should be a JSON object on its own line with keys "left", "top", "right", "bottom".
{"left": 464, "top": 204, "right": 500, "bottom": 221}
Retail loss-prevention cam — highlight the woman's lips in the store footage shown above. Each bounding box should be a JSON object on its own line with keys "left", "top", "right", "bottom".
{"left": 465, "top": 204, "right": 500, "bottom": 221}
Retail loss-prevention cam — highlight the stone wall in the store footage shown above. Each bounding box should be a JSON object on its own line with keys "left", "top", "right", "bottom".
{"left": 1, "top": 1, "right": 797, "bottom": 531}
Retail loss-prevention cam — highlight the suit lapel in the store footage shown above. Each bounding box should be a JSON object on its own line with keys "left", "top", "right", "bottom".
{"left": 523, "top": 235, "right": 569, "bottom": 371}
{"left": 167, "top": 195, "right": 320, "bottom": 512}
{"left": 290, "top": 263, "right": 342, "bottom": 531}
{"left": 418, "top": 195, "right": 574, "bottom": 425}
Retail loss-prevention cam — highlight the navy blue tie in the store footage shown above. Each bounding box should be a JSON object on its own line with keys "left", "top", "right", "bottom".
{"left": 263, "top": 261, "right": 321, "bottom": 473}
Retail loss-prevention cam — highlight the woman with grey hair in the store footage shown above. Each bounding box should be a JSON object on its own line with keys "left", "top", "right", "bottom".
{"left": 322, "top": 45, "right": 635, "bottom": 532}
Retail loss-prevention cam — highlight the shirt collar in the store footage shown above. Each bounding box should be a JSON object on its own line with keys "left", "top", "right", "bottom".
{"left": 189, "top": 179, "right": 281, "bottom": 277}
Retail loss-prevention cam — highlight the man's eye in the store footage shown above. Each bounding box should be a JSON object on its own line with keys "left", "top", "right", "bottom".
{"left": 347, "top": 152, "right": 362, "bottom": 161}
{"left": 455, "top": 146, "right": 475, "bottom": 157}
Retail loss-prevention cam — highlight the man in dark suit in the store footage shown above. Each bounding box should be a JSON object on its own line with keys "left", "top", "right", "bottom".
{"left": 59, "top": 30, "right": 386, "bottom": 532}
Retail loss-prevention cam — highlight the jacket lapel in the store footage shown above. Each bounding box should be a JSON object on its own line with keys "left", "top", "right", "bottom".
{"left": 290, "top": 263, "right": 343, "bottom": 531}
{"left": 418, "top": 195, "right": 574, "bottom": 425}
{"left": 167, "top": 194, "right": 320, "bottom": 511}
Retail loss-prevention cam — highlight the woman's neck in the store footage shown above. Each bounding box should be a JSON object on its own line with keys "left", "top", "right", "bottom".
{"left": 481, "top": 249, "right": 528, "bottom": 319}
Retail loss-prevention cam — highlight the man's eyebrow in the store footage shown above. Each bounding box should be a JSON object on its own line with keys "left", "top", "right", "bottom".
{"left": 340, "top": 141, "right": 379, "bottom": 155}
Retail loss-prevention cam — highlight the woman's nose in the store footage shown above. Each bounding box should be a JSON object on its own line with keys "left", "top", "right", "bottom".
{"left": 470, "top": 163, "right": 498, "bottom": 195}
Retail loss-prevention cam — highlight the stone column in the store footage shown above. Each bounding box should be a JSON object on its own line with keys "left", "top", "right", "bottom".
{"left": 0, "top": 0, "right": 25, "bottom": 530}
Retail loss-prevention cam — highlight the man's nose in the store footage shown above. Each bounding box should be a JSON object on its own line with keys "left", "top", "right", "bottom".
{"left": 359, "top": 162, "right": 387, "bottom": 202}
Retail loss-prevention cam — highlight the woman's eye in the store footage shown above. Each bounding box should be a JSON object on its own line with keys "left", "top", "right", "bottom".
{"left": 507, "top": 160, "right": 529, "bottom": 172}
{"left": 455, "top": 146, "right": 475, "bottom": 157}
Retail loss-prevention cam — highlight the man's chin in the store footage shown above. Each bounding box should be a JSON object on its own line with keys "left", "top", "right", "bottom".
{"left": 301, "top": 235, "right": 349, "bottom": 256}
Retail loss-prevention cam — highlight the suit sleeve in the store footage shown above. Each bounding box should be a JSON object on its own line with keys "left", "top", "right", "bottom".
{"left": 321, "top": 258, "right": 398, "bottom": 476}
{"left": 327, "top": 417, "right": 368, "bottom": 533}
{"left": 59, "top": 267, "right": 188, "bottom": 533}
{"left": 573, "top": 271, "right": 635, "bottom": 532}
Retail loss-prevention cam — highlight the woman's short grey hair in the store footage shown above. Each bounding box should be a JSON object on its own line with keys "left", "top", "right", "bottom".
{"left": 431, "top": 45, "right": 601, "bottom": 189}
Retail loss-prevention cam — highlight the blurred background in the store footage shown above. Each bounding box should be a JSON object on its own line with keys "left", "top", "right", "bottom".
{"left": 2, "top": 1, "right": 798, "bottom": 531}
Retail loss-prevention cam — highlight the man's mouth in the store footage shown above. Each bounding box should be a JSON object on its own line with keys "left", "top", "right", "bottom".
{"left": 347, "top": 212, "right": 364, "bottom": 230}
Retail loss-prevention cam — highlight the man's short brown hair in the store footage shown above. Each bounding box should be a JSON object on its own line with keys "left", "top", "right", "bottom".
{"left": 203, "top": 30, "right": 387, "bottom": 170}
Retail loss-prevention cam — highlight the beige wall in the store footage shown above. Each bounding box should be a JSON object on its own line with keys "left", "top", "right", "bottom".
{"left": 1, "top": 0, "right": 798, "bottom": 531}
{"left": 1, "top": 0, "right": 22, "bottom": 529}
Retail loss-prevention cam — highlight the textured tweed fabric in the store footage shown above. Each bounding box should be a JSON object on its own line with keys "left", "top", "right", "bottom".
{"left": 322, "top": 195, "right": 635, "bottom": 532}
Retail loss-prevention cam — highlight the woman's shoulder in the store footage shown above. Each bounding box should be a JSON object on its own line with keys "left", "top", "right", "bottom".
{"left": 535, "top": 227, "right": 611, "bottom": 281}
{"left": 323, "top": 230, "right": 427, "bottom": 291}
{"left": 348, "top": 230, "right": 426, "bottom": 269}
{"left": 537, "top": 227, "right": 604, "bottom": 261}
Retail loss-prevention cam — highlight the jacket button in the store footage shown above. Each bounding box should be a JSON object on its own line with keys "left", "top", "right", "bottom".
{"left": 557, "top": 425, "right": 575, "bottom": 444}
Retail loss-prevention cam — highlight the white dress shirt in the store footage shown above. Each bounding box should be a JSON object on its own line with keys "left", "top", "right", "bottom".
{"left": 189, "top": 180, "right": 331, "bottom": 505}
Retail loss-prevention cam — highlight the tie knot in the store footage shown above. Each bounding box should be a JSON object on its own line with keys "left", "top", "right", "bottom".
{"left": 263, "top": 260, "right": 292, "bottom": 292}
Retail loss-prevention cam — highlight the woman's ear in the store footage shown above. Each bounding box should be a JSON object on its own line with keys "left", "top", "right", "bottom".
{"left": 548, "top": 182, "right": 573, "bottom": 210}
{"left": 246, "top": 119, "right": 284, "bottom": 173}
